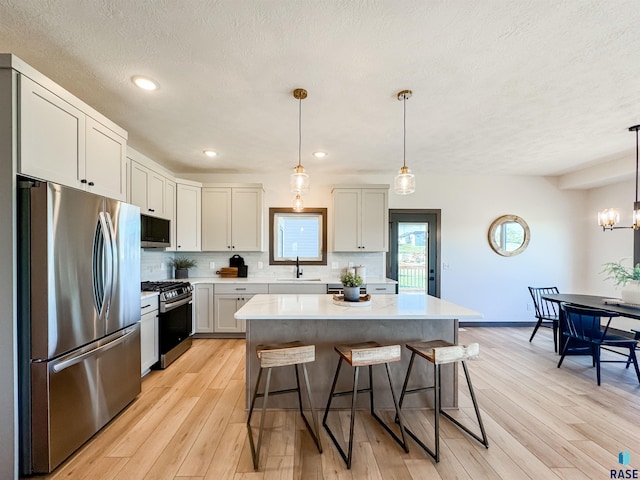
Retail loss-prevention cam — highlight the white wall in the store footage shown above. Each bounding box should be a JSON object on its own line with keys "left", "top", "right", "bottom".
{"left": 177, "top": 170, "right": 588, "bottom": 323}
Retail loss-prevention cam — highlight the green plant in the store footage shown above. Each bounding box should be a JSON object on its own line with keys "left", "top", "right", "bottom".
{"left": 601, "top": 259, "right": 640, "bottom": 286}
{"left": 340, "top": 271, "right": 363, "bottom": 287}
{"left": 169, "top": 257, "right": 197, "bottom": 269}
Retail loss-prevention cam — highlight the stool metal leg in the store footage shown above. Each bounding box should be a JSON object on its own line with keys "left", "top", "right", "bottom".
{"left": 323, "top": 358, "right": 359, "bottom": 469}
{"left": 247, "top": 367, "right": 272, "bottom": 470}
{"left": 440, "top": 360, "right": 489, "bottom": 448}
{"left": 297, "top": 364, "right": 323, "bottom": 453}
{"left": 399, "top": 355, "right": 489, "bottom": 463}
{"left": 434, "top": 363, "right": 440, "bottom": 462}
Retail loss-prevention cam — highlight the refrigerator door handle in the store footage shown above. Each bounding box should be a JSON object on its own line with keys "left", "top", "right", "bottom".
{"left": 104, "top": 211, "right": 118, "bottom": 317}
{"left": 96, "top": 212, "right": 114, "bottom": 319}
{"left": 51, "top": 327, "right": 137, "bottom": 374}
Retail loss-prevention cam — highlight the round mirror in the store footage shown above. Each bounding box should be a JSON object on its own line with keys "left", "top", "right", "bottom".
{"left": 488, "top": 215, "right": 530, "bottom": 257}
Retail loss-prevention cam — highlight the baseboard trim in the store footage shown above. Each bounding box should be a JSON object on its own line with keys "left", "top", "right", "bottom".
{"left": 460, "top": 322, "right": 537, "bottom": 328}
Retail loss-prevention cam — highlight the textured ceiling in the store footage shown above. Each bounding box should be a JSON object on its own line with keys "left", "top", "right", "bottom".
{"left": 1, "top": 0, "right": 640, "bottom": 178}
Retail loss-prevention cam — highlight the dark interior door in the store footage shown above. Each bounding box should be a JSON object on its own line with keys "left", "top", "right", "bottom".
{"left": 387, "top": 210, "right": 440, "bottom": 297}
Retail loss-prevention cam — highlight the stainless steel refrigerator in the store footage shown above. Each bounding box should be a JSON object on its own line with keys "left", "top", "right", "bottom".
{"left": 18, "top": 180, "right": 142, "bottom": 474}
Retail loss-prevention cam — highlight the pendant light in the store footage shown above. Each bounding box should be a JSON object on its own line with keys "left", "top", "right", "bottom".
{"left": 598, "top": 124, "right": 640, "bottom": 230}
{"left": 394, "top": 89, "right": 415, "bottom": 195}
{"left": 290, "top": 88, "right": 310, "bottom": 195}
{"left": 293, "top": 194, "right": 304, "bottom": 212}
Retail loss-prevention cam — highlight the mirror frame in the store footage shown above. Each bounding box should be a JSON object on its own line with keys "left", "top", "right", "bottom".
{"left": 488, "top": 214, "right": 530, "bottom": 257}
{"left": 269, "top": 207, "right": 327, "bottom": 265}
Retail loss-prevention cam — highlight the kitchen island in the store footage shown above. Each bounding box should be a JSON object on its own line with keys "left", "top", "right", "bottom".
{"left": 235, "top": 294, "right": 482, "bottom": 410}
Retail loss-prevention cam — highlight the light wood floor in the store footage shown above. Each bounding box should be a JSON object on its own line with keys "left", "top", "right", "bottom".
{"left": 37, "top": 327, "right": 640, "bottom": 480}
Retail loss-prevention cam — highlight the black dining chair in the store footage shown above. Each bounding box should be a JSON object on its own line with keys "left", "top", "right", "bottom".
{"left": 528, "top": 287, "right": 560, "bottom": 351}
{"left": 557, "top": 303, "right": 640, "bottom": 386}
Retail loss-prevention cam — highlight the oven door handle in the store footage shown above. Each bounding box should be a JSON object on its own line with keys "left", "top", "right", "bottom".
{"left": 162, "top": 296, "right": 192, "bottom": 312}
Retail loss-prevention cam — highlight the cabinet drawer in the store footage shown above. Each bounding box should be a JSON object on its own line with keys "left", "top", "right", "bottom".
{"left": 140, "top": 295, "right": 159, "bottom": 315}
{"left": 366, "top": 284, "right": 396, "bottom": 294}
{"left": 215, "top": 283, "right": 268, "bottom": 295}
{"left": 268, "top": 284, "right": 327, "bottom": 294}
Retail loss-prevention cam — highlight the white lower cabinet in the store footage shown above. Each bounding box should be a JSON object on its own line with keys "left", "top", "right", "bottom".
{"left": 193, "top": 283, "right": 214, "bottom": 333}
{"left": 214, "top": 284, "right": 268, "bottom": 334}
{"left": 139, "top": 297, "right": 159, "bottom": 375}
{"left": 365, "top": 284, "right": 396, "bottom": 294}
{"left": 268, "top": 283, "right": 327, "bottom": 294}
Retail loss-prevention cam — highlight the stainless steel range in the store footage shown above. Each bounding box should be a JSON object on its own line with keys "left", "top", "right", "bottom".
{"left": 141, "top": 281, "right": 193, "bottom": 368}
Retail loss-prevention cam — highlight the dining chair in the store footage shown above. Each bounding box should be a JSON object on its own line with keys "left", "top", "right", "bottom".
{"left": 557, "top": 303, "right": 640, "bottom": 386}
{"left": 528, "top": 287, "right": 560, "bottom": 351}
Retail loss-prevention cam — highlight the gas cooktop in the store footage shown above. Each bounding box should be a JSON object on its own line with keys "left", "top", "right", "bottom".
{"left": 141, "top": 281, "right": 191, "bottom": 292}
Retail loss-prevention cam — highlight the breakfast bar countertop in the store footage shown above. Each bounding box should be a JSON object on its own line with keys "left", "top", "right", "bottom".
{"left": 235, "top": 293, "right": 482, "bottom": 321}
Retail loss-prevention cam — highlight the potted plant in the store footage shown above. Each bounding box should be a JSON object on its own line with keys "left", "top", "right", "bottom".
{"left": 602, "top": 259, "right": 640, "bottom": 304}
{"left": 340, "top": 271, "right": 363, "bottom": 302}
{"left": 169, "top": 257, "right": 197, "bottom": 279}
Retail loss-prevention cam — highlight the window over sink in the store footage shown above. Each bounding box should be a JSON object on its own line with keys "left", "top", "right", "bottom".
{"left": 269, "top": 207, "right": 327, "bottom": 265}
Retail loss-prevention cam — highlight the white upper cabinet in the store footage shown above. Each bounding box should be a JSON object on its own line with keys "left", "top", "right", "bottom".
{"left": 164, "top": 179, "right": 177, "bottom": 251}
{"left": 201, "top": 185, "right": 263, "bottom": 252}
{"left": 176, "top": 182, "right": 201, "bottom": 251}
{"left": 19, "top": 75, "right": 127, "bottom": 201}
{"left": 85, "top": 117, "right": 126, "bottom": 200}
{"left": 130, "top": 160, "right": 166, "bottom": 217}
{"left": 333, "top": 185, "right": 389, "bottom": 252}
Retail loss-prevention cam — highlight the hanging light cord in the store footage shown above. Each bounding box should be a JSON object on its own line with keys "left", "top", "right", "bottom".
{"left": 403, "top": 95, "right": 407, "bottom": 168}
{"left": 636, "top": 128, "right": 638, "bottom": 202}
{"left": 298, "top": 96, "right": 302, "bottom": 168}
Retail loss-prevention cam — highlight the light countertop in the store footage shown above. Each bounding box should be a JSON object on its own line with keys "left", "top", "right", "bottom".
{"left": 175, "top": 277, "right": 397, "bottom": 285}
{"left": 234, "top": 293, "right": 482, "bottom": 320}
{"left": 140, "top": 291, "right": 159, "bottom": 300}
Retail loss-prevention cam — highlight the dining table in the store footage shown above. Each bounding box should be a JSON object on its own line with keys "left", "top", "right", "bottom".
{"left": 542, "top": 293, "right": 640, "bottom": 353}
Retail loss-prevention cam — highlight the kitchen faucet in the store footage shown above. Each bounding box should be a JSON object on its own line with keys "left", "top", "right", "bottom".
{"left": 296, "top": 256, "right": 303, "bottom": 278}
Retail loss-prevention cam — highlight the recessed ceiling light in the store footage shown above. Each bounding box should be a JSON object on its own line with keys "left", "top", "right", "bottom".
{"left": 312, "top": 151, "right": 328, "bottom": 158}
{"left": 203, "top": 150, "right": 218, "bottom": 158}
{"left": 131, "top": 76, "right": 159, "bottom": 91}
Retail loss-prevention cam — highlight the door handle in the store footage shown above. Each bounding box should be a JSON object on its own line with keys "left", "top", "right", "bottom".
{"left": 52, "top": 327, "right": 138, "bottom": 373}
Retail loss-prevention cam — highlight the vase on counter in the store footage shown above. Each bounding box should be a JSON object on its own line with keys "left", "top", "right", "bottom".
{"left": 175, "top": 268, "right": 189, "bottom": 279}
{"left": 343, "top": 286, "right": 360, "bottom": 302}
{"left": 621, "top": 280, "right": 640, "bottom": 304}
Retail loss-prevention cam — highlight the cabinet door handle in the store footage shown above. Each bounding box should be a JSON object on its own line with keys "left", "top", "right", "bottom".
{"left": 235, "top": 288, "right": 246, "bottom": 291}
{"left": 375, "top": 288, "right": 385, "bottom": 291}
{"left": 148, "top": 208, "right": 155, "bottom": 212}
{"left": 88, "top": 181, "right": 94, "bottom": 186}
{"left": 80, "top": 179, "right": 87, "bottom": 184}
{"left": 141, "top": 304, "right": 152, "bottom": 308}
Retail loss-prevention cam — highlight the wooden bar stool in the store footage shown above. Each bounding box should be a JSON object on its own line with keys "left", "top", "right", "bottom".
{"left": 247, "top": 341, "right": 322, "bottom": 470}
{"left": 399, "top": 340, "right": 488, "bottom": 462}
{"left": 322, "top": 341, "right": 409, "bottom": 469}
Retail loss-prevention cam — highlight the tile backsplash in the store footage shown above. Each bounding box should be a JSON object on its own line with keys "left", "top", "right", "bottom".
{"left": 140, "top": 249, "right": 386, "bottom": 281}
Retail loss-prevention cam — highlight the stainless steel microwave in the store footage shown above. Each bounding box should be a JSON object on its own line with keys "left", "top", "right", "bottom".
{"left": 140, "top": 214, "right": 170, "bottom": 248}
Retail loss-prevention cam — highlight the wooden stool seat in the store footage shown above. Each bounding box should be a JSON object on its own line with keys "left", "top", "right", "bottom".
{"left": 247, "top": 340, "right": 322, "bottom": 470}
{"left": 406, "top": 340, "right": 479, "bottom": 365}
{"left": 323, "top": 341, "right": 408, "bottom": 469}
{"left": 256, "top": 341, "right": 315, "bottom": 367}
{"left": 335, "top": 342, "right": 401, "bottom": 366}
{"left": 399, "top": 340, "right": 488, "bottom": 463}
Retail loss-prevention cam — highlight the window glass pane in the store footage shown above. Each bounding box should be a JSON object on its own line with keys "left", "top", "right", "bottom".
{"left": 397, "top": 222, "right": 428, "bottom": 293}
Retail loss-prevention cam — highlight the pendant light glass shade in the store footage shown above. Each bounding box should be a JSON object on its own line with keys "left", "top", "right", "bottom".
{"left": 290, "top": 88, "right": 310, "bottom": 195}
{"left": 598, "top": 208, "right": 620, "bottom": 229}
{"left": 290, "top": 165, "right": 309, "bottom": 194}
{"left": 395, "top": 165, "right": 415, "bottom": 195}
{"left": 293, "top": 194, "right": 304, "bottom": 211}
{"left": 394, "top": 89, "right": 415, "bottom": 195}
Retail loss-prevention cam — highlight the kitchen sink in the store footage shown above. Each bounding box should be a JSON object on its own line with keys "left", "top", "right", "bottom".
{"left": 275, "top": 278, "right": 322, "bottom": 281}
